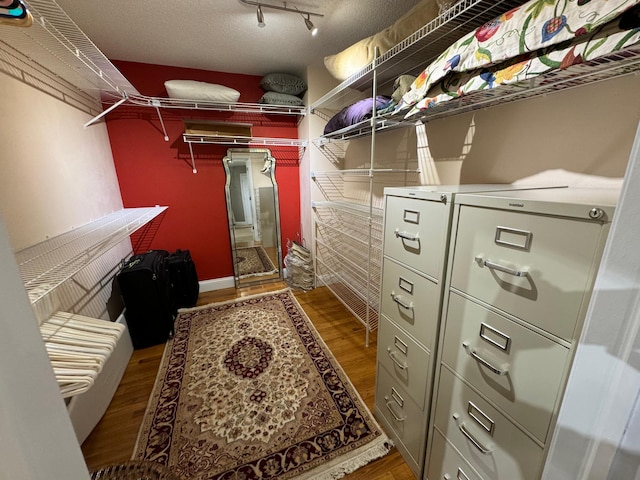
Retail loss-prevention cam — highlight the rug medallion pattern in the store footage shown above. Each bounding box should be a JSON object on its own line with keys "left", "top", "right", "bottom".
{"left": 134, "top": 290, "right": 391, "bottom": 480}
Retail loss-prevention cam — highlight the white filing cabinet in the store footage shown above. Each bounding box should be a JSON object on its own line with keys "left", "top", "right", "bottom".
{"left": 374, "top": 185, "right": 559, "bottom": 477}
{"left": 425, "top": 188, "right": 619, "bottom": 480}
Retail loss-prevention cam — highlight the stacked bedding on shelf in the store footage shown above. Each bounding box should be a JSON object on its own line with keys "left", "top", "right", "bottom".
{"left": 323, "top": 75, "right": 417, "bottom": 135}
{"left": 258, "top": 72, "right": 307, "bottom": 106}
{"left": 395, "top": 0, "right": 640, "bottom": 118}
{"left": 324, "top": 95, "right": 392, "bottom": 134}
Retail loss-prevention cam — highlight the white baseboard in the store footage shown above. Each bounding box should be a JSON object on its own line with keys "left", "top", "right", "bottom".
{"left": 199, "top": 277, "right": 235, "bottom": 292}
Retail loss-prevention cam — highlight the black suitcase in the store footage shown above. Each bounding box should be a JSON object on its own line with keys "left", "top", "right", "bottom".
{"left": 166, "top": 249, "right": 199, "bottom": 309}
{"left": 117, "top": 250, "right": 175, "bottom": 349}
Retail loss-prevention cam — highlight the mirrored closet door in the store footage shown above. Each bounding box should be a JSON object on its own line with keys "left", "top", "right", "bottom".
{"left": 223, "top": 148, "right": 283, "bottom": 287}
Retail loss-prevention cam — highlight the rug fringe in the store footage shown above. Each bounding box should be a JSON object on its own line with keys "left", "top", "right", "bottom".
{"left": 300, "top": 437, "right": 395, "bottom": 480}
{"left": 177, "top": 287, "right": 292, "bottom": 313}
{"left": 238, "top": 268, "right": 278, "bottom": 279}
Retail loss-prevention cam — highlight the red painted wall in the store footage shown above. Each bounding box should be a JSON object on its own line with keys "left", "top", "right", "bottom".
{"left": 106, "top": 60, "right": 301, "bottom": 281}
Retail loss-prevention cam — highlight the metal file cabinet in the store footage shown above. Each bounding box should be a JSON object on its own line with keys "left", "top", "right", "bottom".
{"left": 425, "top": 188, "right": 619, "bottom": 480}
{"left": 374, "top": 185, "right": 558, "bottom": 477}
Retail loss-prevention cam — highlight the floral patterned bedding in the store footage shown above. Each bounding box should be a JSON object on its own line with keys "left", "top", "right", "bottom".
{"left": 396, "top": 0, "right": 640, "bottom": 119}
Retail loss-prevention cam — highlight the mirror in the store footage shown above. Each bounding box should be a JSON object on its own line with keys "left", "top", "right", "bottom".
{"left": 223, "top": 148, "right": 283, "bottom": 287}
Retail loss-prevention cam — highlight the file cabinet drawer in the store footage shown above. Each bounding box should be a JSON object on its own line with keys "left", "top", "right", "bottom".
{"left": 378, "top": 317, "right": 430, "bottom": 409}
{"left": 450, "top": 205, "right": 603, "bottom": 340}
{"left": 427, "top": 429, "right": 484, "bottom": 480}
{"left": 434, "top": 368, "right": 544, "bottom": 480}
{"left": 380, "top": 257, "right": 440, "bottom": 348}
{"left": 441, "top": 292, "right": 570, "bottom": 443}
{"left": 375, "top": 363, "right": 427, "bottom": 467}
{"left": 383, "top": 195, "right": 448, "bottom": 279}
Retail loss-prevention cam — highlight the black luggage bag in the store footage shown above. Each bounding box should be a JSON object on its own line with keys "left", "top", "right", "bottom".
{"left": 166, "top": 249, "right": 199, "bottom": 309}
{"left": 117, "top": 250, "right": 175, "bottom": 349}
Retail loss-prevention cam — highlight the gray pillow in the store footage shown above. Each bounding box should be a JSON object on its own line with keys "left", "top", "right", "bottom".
{"left": 260, "top": 73, "right": 307, "bottom": 96}
{"left": 259, "top": 91, "right": 305, "bottom": 106}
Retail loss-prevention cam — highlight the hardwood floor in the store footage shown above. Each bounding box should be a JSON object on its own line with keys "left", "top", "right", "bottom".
{"left": 81, "top": 283, "right": 414, "bottom": 480}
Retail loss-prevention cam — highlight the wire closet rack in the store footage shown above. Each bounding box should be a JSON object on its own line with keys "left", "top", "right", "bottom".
{"left": 15, "top": 207, "right": 167, "bottom": 305}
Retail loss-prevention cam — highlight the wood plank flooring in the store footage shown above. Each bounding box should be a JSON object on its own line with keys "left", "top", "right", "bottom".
{"left": 81, "top": 283, "right": 414, "bottom": 480}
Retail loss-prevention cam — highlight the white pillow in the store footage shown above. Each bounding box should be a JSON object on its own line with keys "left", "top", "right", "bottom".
{"left": 164, "top": 80, "right": 241, "bottom": 102}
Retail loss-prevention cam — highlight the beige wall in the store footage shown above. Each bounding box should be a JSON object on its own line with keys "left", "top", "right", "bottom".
{"left": 0, "top": 72, "right": 123, "bottom": 250}
{"left": 0, "top": 70, "right": 129, "bottom": 323}
{"left": 424, "top": 74, "right": 639, "bottom": 185}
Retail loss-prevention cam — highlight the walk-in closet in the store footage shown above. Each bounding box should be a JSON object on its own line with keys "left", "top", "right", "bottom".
{"left": 2, "top": 0, "right": 640, "bottom": 479}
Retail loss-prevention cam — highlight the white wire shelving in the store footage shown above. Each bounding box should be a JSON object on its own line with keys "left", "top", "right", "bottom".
{"left": 14, "top": 207, "right": 167, "bottom": 304}
{"left": 312, "top": 196, "right": 385, "bottom": 345}
{"left": 10, "top": 1, "right": 307, "bottom": 138}
{"left": 183, "top": 134, "right": 307, "bottom": 148}
{"left": 183, "top": 134, "right": 308, "bottom": 173}
{"left": 130, "top": 95, "right": 307, "bottom": 146}
{"left": 308, "top": 0, "right": 640, "bottom": 346}
{"left": 128, "top": 94, "right": 306, "bottom": 117}
{"left": 308, "top": 0, "right": 527, "bottom": 346}
{"left": 313, "top": 117, "right": 405, "bottom": 145}
{"left": 12, "top": 0, "right": 140, "bottom": 99}
{"left": 310, "top": 0, "right": 640, "bottom": 141}
{"left": 310, "top": 168, "right": 422, "bottom": 344}
{"left": 310, "top": 0, "right": 525, "bottom": 113}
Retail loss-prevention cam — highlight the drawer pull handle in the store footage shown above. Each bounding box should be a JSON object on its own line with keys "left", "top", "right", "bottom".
{"left": 395, "top": 229, "right": 419, "bottom": 242}
{"left": 384, "top": 398, "right": 406, "bottom": 422}
{"left": 387, "top": 348, "right": 408, "bottom": 370}
{"left": 391, "top": 293, "right": 413, "bottom": 310}
{"left": 459, "top": 422, "right": 493, "bottom": 454}
{"left": 476, "top": 255, "right": 529, "bottom": 277}
{"left": 457, "top": 469, "right": 471, "bottom": 480}
{"left": 462, "top": 342, "right": 509, "bottom": 376}
{"left": 457, "top": 420, "right": 494, "bottom": 455}
{"left": 444, "top": 469, "right": 471, "bottom": 480}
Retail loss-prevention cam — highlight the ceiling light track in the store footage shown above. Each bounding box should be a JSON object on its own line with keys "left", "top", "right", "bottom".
{"left": 239, "top": 0, "right": 323, "bottom": 34}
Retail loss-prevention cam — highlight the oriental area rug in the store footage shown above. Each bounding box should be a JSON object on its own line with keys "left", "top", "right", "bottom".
{"left": 133, "top": 289, "right": 392, "bottom": 480}
{"left": 236, "top": 245, "right": 277, "bottom": 278}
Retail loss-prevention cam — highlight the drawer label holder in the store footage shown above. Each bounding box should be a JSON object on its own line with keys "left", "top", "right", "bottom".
{"left": 494, "top": 226, "right": 533, "bottom": 251}
{"left": 479, "top": 322, "right": 511, "bottom": 352}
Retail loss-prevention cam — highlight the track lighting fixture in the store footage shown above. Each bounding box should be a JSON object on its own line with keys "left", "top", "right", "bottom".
{"left": 303, "top": 14, "right": 317, "bottom": 36}
{"left": 239, "top": 0, "right": 323, "bottom": 35}
{"left": 256, "top": 4, "right": 265, "bottom": 27}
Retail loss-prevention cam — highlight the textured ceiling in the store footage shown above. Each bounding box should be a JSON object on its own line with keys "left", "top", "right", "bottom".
{"left": 56, "top": 0, "right": 423, "bottom": 77}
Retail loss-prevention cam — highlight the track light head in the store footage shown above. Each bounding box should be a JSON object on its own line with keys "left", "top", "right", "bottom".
{"left": 240, "top": 1, "right": 323, "bottom": 34}
{"left": 304, "top": 15, "right": 318, "bottom": 36}
{"left": 256, "top": 5, "right": 265, "bottom": 27}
